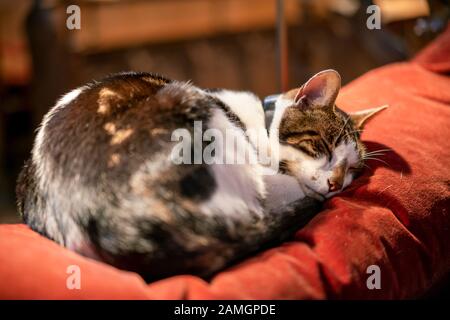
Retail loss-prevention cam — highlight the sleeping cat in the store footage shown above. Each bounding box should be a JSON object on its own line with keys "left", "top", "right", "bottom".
{"left": 16, "top": 69, "right": 385, "bottom": 280}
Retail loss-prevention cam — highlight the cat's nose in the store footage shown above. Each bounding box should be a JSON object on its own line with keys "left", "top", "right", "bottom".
{"left": 327, "top": 179, "right": 342, "bottom": 192}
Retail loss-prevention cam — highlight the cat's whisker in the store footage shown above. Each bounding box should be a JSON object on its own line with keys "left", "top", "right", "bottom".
{"left": 368, "top": 148, "right": 392, "bottom": 152}
{"left": 365, "top": 148, "right": 392, "bottom": 155}
{"left": 363, "top": 157, "right": 390, "bottom": 166}
{"left": 363, "top": 154, "right": 385, "bottom": 160}
{"left": 364, "top": 153, "right": 388, "bottom": 159}
{"left": 364, "top": 150, "right": 391, "bottom": 159}
{"left": 366, "top": 150, "right": 388, "bottom": 154}
{"left": 365, "top": 152, "right": 387, "bottom": 157}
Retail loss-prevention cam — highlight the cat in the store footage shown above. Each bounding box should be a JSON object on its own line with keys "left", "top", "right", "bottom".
{"left": 16, "top": 69, "right": 386, "bottom": 280}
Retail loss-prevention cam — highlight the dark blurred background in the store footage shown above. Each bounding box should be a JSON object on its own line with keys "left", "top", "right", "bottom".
{"left": 0, "top": 0, "right": 448, "bottom": 224}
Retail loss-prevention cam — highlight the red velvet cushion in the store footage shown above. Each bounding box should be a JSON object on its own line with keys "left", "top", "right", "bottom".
{"left": 1, "top": 26, "right": 449, "bottom": 300}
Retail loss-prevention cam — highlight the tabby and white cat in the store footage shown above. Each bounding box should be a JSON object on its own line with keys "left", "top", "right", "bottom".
{"left": 16, "top": 69, "right": 385, "bottom": 280}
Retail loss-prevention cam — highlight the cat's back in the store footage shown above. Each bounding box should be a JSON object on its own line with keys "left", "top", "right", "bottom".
{"left": 34, "top": 72, "right": 214, "bottom": 184}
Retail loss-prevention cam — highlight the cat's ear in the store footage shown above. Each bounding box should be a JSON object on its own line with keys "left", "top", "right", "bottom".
{"left": 294, "top": 69, "right": 341, "bottom": 108}
{"left": 350, "top": 105, "right": 388, "bottom": 129}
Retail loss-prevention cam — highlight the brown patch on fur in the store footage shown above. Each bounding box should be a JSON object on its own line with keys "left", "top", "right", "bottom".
{"left": 151, "top": 128, "right": 169, "bottom": 135}
{"left": 103, "top": 122, "right": 116, "bottom": 134}
{"left": 111, "top": 128, "right": 134, "bottom": 145}
{"left": 103, "top": 122, "right": 134, "bottom": 145}
{"left": 97, "top": 88, "right": 124, "bottom": 115}
{"left": 97, "top": 103, "right": 109, "bottom": 115}
{"left": 108, "top": 153, "right": 121, "bottom": 167}
{"left": 149, "top": 199, "right": 176, "bottom": 223}
{"left": 141, "top": 76, "right": 168, "bottom": 87}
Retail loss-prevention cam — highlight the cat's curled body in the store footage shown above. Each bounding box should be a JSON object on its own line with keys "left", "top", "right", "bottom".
{"left": 16, "top": 70, "right": 386, "bottom": 280}
{"left": 16, "top": 72, "right": 315, "bottom": 279}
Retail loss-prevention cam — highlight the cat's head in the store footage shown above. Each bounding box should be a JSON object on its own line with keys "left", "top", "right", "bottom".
{"left": 270, "top": 69, "right": 387, "bottom": 200}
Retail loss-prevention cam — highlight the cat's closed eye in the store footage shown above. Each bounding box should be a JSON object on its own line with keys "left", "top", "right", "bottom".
{"left": 286, "top": 135, "right": 313, "bottom": 145}
{"left": 284, "top": 130, "right": 319, "bottom": 145}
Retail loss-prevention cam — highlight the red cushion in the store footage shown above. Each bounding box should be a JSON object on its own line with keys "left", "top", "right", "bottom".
{"left": 1, "top": 25, "right": 449, "bottom": 300}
